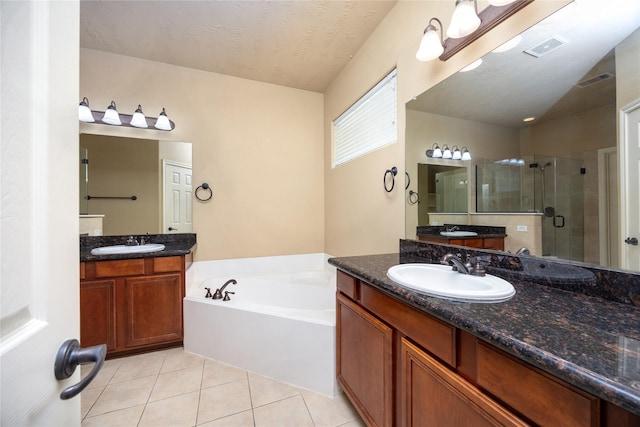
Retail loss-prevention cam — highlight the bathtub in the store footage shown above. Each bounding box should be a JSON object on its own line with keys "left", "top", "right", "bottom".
{"left": 184, "top": 253, "right": 338, "bottom": 397}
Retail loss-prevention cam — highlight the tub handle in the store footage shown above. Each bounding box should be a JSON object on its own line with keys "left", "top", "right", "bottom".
{"left": 223, "top": 291, "right": 235, "bottom": 301}
{"left": 204, "top": 287, "right": 212, "bottom": 298}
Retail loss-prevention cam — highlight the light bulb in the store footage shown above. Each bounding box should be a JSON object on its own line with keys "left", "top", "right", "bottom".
{"left": 102, "top": 101, "right": 121, "bottom": 125}
{"left": 447, "top": 0, "right": 481, "bottom": 39}
{"left": 130, "top": 104, "right": 148, "bottom": 128}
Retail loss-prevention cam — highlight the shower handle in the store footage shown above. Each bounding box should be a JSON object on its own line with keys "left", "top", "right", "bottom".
{"left": 625, "top": 237, "right": 638, "bottom": 246}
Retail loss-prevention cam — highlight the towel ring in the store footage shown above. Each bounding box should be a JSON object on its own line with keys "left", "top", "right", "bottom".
{"left": 384, "top": 167, "right": 398, "bottom": 193}
{"left": 195, "top": 183, "right": 213, "bottom": 201}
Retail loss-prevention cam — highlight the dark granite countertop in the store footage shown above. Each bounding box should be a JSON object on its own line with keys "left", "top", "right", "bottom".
{"left": 416, "top": 224, "right": 507, "bottom": 239}
{"left": 80, "top": 233, "right": 196, "bottom": 262}
{"left": 328, "top": 252, "right": 640, "bottom": 416}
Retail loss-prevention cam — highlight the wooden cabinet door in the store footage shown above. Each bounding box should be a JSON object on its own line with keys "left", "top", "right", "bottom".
{"left": 337, "top": 293, "right": 393, "bottom": 427}
{"left": 80, "top": 279, "right": 117, "bottom": 351}
{"left": 400, "top": 338, "right": 527, "bottom": 427}
{"left": 124, "top": 274, "right": 183, "bottom": 348}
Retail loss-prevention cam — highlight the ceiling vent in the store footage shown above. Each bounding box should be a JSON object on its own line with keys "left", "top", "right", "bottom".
{"left": 576, "top": 72, "right": 615, "bottom": 88}
{"left": 524, "top": 36, "right": 568, "bottom": 58}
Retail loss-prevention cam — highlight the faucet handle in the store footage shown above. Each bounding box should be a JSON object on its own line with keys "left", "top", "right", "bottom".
{"left": 470, "top": 258, "right": 486, "bottom": 277}
{"left": 223, "top": 291, "right": 235, "bottom": 301}
{"left": 204, "top": 287, "right": 212, "bottom": 298}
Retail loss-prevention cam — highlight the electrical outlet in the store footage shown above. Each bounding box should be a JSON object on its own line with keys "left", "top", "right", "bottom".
{"left": 431, "top": 221, "right": 440, "bottom": 225}
{"left": 516, "top": 225, "right": 528, "bottom": 232}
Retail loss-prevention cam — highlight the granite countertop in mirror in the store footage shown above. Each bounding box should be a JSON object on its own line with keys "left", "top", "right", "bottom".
{"left": 80, "top": 233, "right": 196, "bottom": 262}
{"left": 328, "top": 244, "right": 640, "bottom": 416}
{"left": 416, "top": 224, "right": 507, "bottom": 239}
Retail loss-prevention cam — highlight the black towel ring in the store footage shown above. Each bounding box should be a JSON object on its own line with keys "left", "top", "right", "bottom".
{"left": 195, "top": 183, "right": 213, "bottom": 201}
{"left": 405, "top": 172, "right": 411, "bottom": 190}
{"left": 384, "top": 167, "right": 398, "bottom": 193}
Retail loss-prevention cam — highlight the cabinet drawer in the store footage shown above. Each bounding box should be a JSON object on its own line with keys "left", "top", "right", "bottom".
{"left": 477, "top": 342, "right": 599, "bottom": 426}
{"left": 95, "top": 259, "right": 145, "bottom": 278}
{"left": 337, "top": 270, "right": 357, "bottom": 299}
{"left": 361, "top": 283, "right": 455, "bottom": 366}
{"left": 153, "top": 256, "right": 182, "bottom": 273}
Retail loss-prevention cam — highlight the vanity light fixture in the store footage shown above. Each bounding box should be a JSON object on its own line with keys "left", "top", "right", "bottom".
{"left": 78, "top": 97, "right": 95, "bottom": 123}
{"left": 447, "top": 0, "right": 481, "bottom": 39}
{"left": 130, "top": 104, "right": 148, "bottom": 128}
{"left": 452, "top": 145, "right": 462, "bottom": 160}
{"left": 442, "top": 144, "right": 453, "bottom": 159}
{"left": 416, "top": 18, "right": 445, "bottom": 61}
{"left": 417, "top": 0, "right": 533, "bottom": 62}
{"left": 102, "top": 101, "right": 122, "bottom": 125}
{"left": 461, "top": 147, "right": 472, "bottom": 160}
{"left": 154, "top": 108, "right": 173, "bottom": 131}
{"left": 78, "top": 98, "right": 175, "bottom": 131}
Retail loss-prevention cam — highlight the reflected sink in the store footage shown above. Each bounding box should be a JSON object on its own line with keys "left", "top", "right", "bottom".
{"left": 440, "top": 231, "right": 478, "bottom": 237}
{"left": 387, "top": 264, "right": 515, "bottom": 303}
{"left": 90, "top": 243, "right": 165, "bottom": 255}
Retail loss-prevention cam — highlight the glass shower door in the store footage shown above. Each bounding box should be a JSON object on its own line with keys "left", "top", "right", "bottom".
{"left": 539, "top": 157, "right": 585, "bottom": 262}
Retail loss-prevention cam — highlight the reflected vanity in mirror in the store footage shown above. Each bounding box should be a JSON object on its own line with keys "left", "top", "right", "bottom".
{"left": 79, "top": 134, "right": 192, "bottom": 236}
{"left": 405, "top": 0, "right": 640, "bottom": 270}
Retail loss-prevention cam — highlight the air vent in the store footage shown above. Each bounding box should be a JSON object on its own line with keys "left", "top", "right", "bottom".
{"left": 576, "top": 72, "right": 615, "bottom": 88}
{"left": 524, "top": 36, "right": 568, "bottom": 58}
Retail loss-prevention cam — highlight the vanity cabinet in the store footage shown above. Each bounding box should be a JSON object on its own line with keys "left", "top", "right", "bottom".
{"left": 80, "top": 255, "right": 186, "bottom": 358}
{"left": 418, "top": 235, "right": 505, "bottom": 251}
{"left": 336, "top": 270, "right": 639, "bottom": 427}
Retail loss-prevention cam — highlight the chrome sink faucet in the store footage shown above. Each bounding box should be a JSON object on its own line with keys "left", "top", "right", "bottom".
{"left": 441, "top": 253, "right": 486, "bottom": 277}
{"left": 446, "top": 225, "right": 460, "bottom": 232}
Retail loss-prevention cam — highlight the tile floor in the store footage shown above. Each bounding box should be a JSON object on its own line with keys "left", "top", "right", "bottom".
{"left": 81, "top": 347, "right": 365, "bottom": 427}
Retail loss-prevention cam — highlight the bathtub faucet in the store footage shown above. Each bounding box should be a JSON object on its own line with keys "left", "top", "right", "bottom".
{"left": 213, "top": 279, "right": 237, "bottom": 300}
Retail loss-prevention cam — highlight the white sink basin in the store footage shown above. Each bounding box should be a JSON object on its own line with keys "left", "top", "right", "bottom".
{"left": 387, "top": 264, "right": 515, "bottom": 303}
{"left": 90, "top": 243, "right": 165, "bottom": 255}
{"left": 440, "top": 231, "right": 478, "bottom": 237}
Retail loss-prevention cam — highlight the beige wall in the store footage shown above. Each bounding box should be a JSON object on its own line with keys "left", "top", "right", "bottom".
{"left": 520, "top": 103, "right": 616, "bottom": 157}
{"left": 80, "top": 49, "right": 324, "bottom": 260}
{"left": 324, "top": 1, "right": 570, "bottom": 256}
{"left": 616, "top": 27, "right": 640, "bottom": 111}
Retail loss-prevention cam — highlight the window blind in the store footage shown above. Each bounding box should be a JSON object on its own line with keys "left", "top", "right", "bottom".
{"left": 333, "top": 69, "right": 397, "bottom": 167}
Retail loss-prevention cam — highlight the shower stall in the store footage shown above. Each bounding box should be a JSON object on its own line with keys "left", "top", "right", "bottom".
{"left": 476, "top": 155, "right": 585, "bottom": 262}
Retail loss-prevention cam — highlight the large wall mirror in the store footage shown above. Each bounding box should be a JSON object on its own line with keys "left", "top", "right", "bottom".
{"left": 405, "top": 0, "right": 640, "bottom": 269}
{"left": 79, "top": 133, "right": 192, "bottom": 236}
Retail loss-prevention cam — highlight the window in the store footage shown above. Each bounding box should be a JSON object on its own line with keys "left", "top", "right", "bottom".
{"left": 332, "top": 69, "right": 397, "bottom": 167}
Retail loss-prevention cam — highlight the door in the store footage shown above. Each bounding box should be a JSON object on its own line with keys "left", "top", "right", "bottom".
{"left": 620, "top": 99, "right": 640, "bottom": 271}
{"left": 1, "top": 1, "right": 82, "bottom": 424}
{"left": 163, "top": 161, "right": 193, "bottom": 234}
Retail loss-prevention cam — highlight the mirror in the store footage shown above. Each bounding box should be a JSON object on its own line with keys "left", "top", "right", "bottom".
{"left": 79, "top": 134, "right": 192, "bottom": 236}
{"left": 406, "top": 0, "right": 640, "bottom": 268}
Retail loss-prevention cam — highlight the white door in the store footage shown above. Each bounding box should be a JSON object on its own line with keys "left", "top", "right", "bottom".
{"left": 163, "top": 161, "right": 193, "bottom": 234}
{"left": 1, "top": 1, "right": 83, "bottom": 425}
{"left": 620, "top": 99, "right": 640, "bottom": 271}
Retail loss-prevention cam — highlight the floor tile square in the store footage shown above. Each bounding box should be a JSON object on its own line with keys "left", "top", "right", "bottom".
{"left": 138, "top": 391, "right": 199, "bottom": 427}
{"left": 249, "top": 372, "right": 301, "bottom": 408}
{"left": 81, "top": 404, "right": 145, "bottom": 427}
{"left": 201, "top": 359, "right": 247, "bottom": 389}
{"left": 197, "top": 379, "right": 252, "bottom": 424}
{"left": 253, "top": 395, "right": 313, "bottom": 427}
{"left": 302, "top": 390, "right": 361, "bottom": 427}
{"left": 87, "top": 375, "right": 156, "bottom": 417}
{"left": 149, "top": 364, "right": 203, "bottom": 402}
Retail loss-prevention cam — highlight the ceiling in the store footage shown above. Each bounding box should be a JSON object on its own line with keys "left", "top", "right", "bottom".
{"left": 407, "top": 0, "right": 640, "bottom": 129}
{"left": 80, "top": 0, "right": 397, "bottom": 93}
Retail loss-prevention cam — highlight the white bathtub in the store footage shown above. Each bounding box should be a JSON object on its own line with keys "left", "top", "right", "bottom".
{"left": 184, "top": 253, "right": 338, "bottom": 397}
